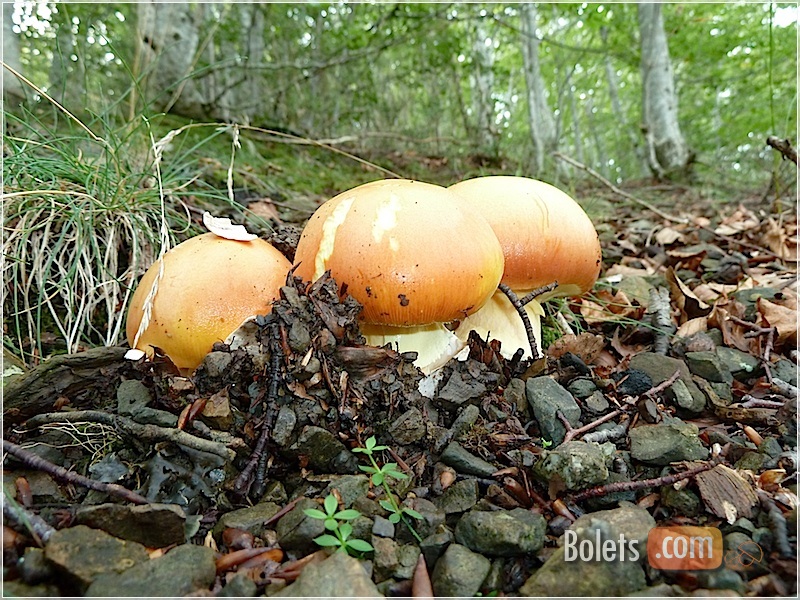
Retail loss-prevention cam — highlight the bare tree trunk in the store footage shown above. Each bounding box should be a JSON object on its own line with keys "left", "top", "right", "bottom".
{"left": 601, "top": 26, "right": 648, "bottom": 178}
{"left": 2, "top": 4, "right": 25, "bottom": 108}
{"left": 638, "top": 3, "right": 689, "bottom": 177}
{"left": 520, "top": 3, "right": 557, "bottom": 176}
{"left": 137, "top": 1, "right": 209, "bottom": 119}
{"left": 470, "top": 16, "right": 498, "bottom": 157}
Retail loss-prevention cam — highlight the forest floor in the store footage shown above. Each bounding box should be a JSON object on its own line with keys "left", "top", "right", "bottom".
{"left": 2, "top": 147, "right": 798, "bottom": 597}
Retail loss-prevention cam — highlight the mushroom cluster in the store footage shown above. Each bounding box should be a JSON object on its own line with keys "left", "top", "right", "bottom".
{"left": 125, "top": 175, "right": 600, "bottom": 376}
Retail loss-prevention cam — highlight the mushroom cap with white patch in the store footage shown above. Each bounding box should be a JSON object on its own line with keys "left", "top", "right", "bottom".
{"left": 294, "top": 179, "right": 505, "bottom": 327}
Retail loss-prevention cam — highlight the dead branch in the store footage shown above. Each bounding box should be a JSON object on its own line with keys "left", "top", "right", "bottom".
{"left": 3, "top": 346, "right": 128, "bottom": 425}
{"left": 559, "top": 408, "right": 624, "bottom": 444}
{"left": 569, "top": 458, "right": 720, "bottom": 503}
{"left": 498, "top": 284, "right": 541, "bottom": 360}
{"left": 766, "top": 136, "right": 798, "bottom": 165}
{"left": 2, "top": 439, "right": 149, "bottom": 505}
{"left": 554, "top": 152, "right": 784, "bottom": 259}
{"left": 1, "top": 489, "right": 56, "bottom": 545}
{"left": 553, "top": 152, "right": 685, "bottom": 223}
{"left": 233, "top": 321, "right": 284, "bottom": 498}
{"left": 758, "top": 490, "right": 794, "bottom": 557}
{"left": 24, "top": 411, "right": 235, "bottom": 461}
{"left": 771, "top": 378, "right": 798, "bottom": 399}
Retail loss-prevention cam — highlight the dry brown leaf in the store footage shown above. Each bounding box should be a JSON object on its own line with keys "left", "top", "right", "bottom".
{"left": 666, "top": 267, "right": 711, "bottom": 321}
{"left": 714, "top": 205, "right": 760, "bottom": 236}
{"left": 610, "top": 328, "right": 646, "bottom": 358}
{"left": 654, "top": 226, "right": 684, "bottom": 245}
{"left": 546, "top": 332, "right": 606, "bottom": 364}
{"left": 757, "top": 296, "right": 798, "bottom": 346}
{"left": 249, "top": 198, "right": 282, "bottom": 223}
{"left": 675, "top": 316, "right": 709, "bottom": 338}
{"left": 762, "top": 218, "right": 798, "bottom": 262}
{"left": 707, "top": 300, "right": 753, "bottom": 353}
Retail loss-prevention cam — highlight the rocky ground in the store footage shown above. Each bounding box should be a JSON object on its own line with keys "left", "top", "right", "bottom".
{"left": 2, "top": 183, "right": 798, "bottom": 597}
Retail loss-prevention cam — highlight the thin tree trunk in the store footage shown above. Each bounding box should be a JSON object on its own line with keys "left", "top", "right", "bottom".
{"left": 2, "top": 3, "right": 25, "bottom": 107}
{"left": 520, "top": 3, "right": 557, "bottom": 176}
{"left": 470, "top": 16, "right": 497, "bottom": 156}
{"left": 638, "top": 3, "right": 689, "bottom": 177}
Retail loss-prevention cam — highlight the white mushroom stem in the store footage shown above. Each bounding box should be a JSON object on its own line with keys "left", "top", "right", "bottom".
{"left": 454, "top": 290, "right": 545, "bottom": 360}
{"left": 361, "top": 322, "right": 467, "bottom": 375}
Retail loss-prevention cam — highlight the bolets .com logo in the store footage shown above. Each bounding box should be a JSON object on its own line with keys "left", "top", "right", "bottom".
{"left": 647, "top": 526, "right": 723, "bottom": 570}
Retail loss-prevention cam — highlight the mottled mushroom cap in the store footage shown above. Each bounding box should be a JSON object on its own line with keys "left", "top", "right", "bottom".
{"left": 293, "top": 179, "right": 505, "bottom": 326}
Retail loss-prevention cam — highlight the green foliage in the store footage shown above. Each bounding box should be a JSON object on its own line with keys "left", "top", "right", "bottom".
{"left": 304, "top": 494, "right": 374, "bottom": 555}
{"left": 353, "top": 436, "right": 424, "bottom": 536}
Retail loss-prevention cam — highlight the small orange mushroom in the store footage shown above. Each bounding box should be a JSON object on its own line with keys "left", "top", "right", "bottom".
{"left": 126, "top": 232, "right": 291, "bottom": 374}
{"left": 449, "top": 176, "right": 602, "bottom": 359}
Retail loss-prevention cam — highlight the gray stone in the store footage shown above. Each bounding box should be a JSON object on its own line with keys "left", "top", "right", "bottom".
{"left": 213, "top": 501, "right": 281, "bottom": 537}
{"left": 629, "top": 419, "right": 709, "bottom": 465}
{"left": 671, "top": 378, "right": 706, "bottom": 413}
{"left": 585, "top": 390, "right": 611, "bottom": 414}
{"left": 520, "top": 545, "right": 646, "bottom": 597}
{"left": 201, "top": 351, "right": 232, "bottom": 378}
{"left": 373, "top": 536, "right": 400, "bottom": 582}
{"left": 503, "top": 378, "right": 528, "bottom": 415}
{"left": 451, "top": 404, "right": 481, "bottom": 441}
{"left": 431, "top": 543, "right": 490, "bottom": 598}
{"left": 629, "top": 353, "right": 706, "bottom": 411}
{"left": 534, "top": 441, "right": 615, "bottom": 490}
{"left": 44, "top": 525, "right": 149, "bottom": 592}
{"left": 273, "top": 406, "right": 297, "bottom": 447}
{"left": 735, "top": 451, "right": 765, "bottom": 471}
{"left": 759, "top": 436, "right": 783, "bottom": 458}
{"left": 281, "top": 548, "right": 383, "bottom": 597}
{"left": 454, "top": 508, "right": 546, "bottom": 557}
{"left": 774, "top": 359, "right": 798, "bottom": 386}
{"left": 260, "top": 480, "right": 288, "bottom": 503}
{"left": 568, "top": 377, "right": 598, "bottom": 399}
{"left": 439, "top": 441, "right": 497, "bottom": 477}
{"left": 716, "top": 347, "right": 762, "bottom": 380}
{"left": 116, "top": 379, "right": 152, "bottom": 415}
{"left": 372, "top": 515, "right": 395, "bottom": 538}
{"left": 276, "top": 498, "right": 326, "bottom": 555}
{"left": 568, "top": 503, "right": 656, "bottom": 565}
{"left": 388, "top": 407, "right": 426, "bottom": 445}
{"left": 18, "top": 547, "right": 55, "bottom": 585}
{"left": 526, "top": 376, "right": 581, "bottom": 445}
{"left": 396, "top": 498, "right": 445, "bottom": 543}
{"left": 288, "top": 320, "right": 312, "bottom": 353}
{"left": 396, "top": 544, "right": 422, "bottom": 580}
{"left": 86, "top": 543, "right": 216, "bottom": 597}
{"left": 1, "top": 581, "right": 60, "bottom": 597}
{"left": 709, "top": 381, "right": 734, "bottom": 404}
{"left": 435, "top": 478, "right": 479, "bottom": 514}
{"left": 693, "top": 568, "right": 745, "bottom": 594}
{"left": 75, "top": 503, "right": 187, "bottom": 548}
{"left": 685, "top": 351, "right": 734, "bottom": 384}
{"left": 661, "top": 486, "right": 701, "bottom": 516}
{"left": 219, "top": 573, "right": 258, "bottom": 597}
{"left": 323, "top": 475, "right": 370, "bottom": 508}
{"left": 291, "top": 425, "right": 358, "bottom": 473}
{"left": 437, "top": 369, "right": 486, "bottom": 410}
{"left": 420, "top": 528, "right": 453, "bottom": 568}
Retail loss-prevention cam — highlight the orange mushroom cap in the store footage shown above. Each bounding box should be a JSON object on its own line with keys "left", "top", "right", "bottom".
{"left": 126, "top": 232, "right": 291, "bottom": 373}
{"left": 448, "top": 176, "right": 601, "bottom": 298}
{"left": 293, "top": 179, "right": 505, "bottom": 326}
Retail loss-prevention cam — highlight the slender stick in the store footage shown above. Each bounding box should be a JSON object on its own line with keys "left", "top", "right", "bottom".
{"left": 2, "top": 439, "right": 149, "bottom": 505}
{"left": 498, "top": 283, "right": 541, "bottom": 360}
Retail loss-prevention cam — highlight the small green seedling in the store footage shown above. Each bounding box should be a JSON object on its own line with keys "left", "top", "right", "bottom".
{"left": 304, "top": 493, "right": 373, "bottom": 555}
{"left": 354, "top": 436, "right": 424, "bottom": 539}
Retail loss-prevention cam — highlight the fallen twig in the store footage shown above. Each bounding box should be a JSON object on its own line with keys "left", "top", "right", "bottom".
{"left": 2, "top": 439, "right": 149, "bottom": 505}
{"left": 555, "top": 152, "right": 783, "bottom": 259}
{"left": 233, "top": 321, "right": 284, "bottom": 498}
{"left": 569, "top": 458, "right": 719, "bottom": 503}
{"left": 25, "top": 411, "right": 234, "bottom": 461}
{"left": 498, "top": 283, "right": 542, "bottom": 360}
{"left": 1, "top": 489, "right": 56, "bottom": 545}
{"left": 649, "top": 287, "right": 674, "bottom": 355}
{"left": 758, "top": 490, "right": 794, "bottom": 557}
{"left": 771, "top": 378, "right": 798, "bottom": 399}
